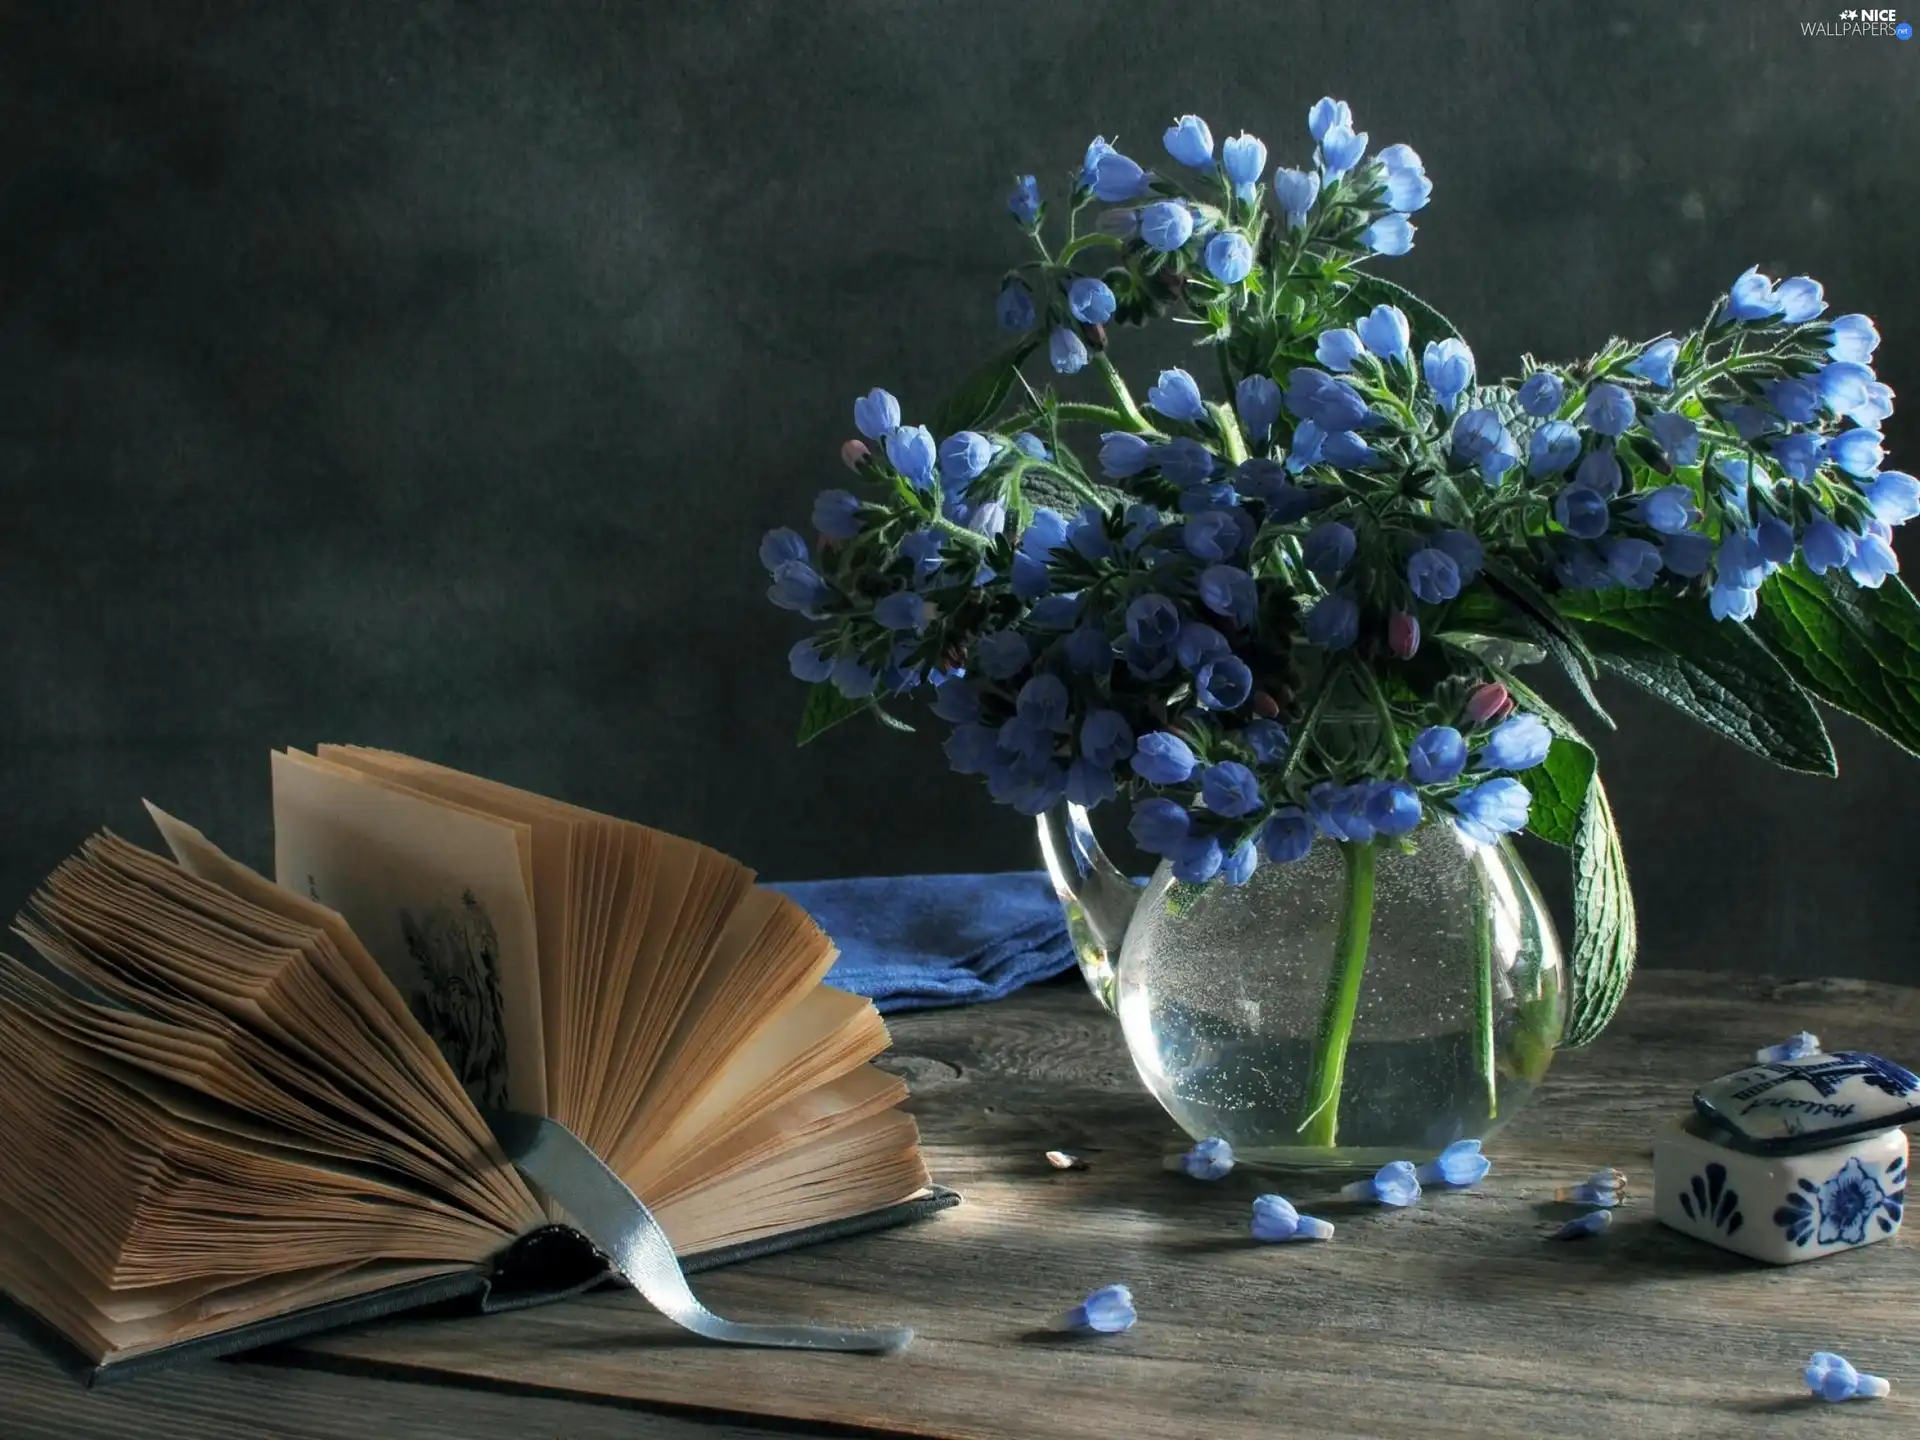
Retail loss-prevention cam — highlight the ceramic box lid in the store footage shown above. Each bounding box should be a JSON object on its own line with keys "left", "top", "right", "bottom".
{"left": 1693, "top": 1051, "right": 1920, "bottom": 1155}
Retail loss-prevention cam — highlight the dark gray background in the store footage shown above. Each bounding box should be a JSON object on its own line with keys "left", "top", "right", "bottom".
{"left": 2, "top": 0, "right": 1917, "bottom": 980}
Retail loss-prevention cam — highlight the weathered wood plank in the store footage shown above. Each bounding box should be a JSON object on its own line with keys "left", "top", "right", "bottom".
{"left": 270, "top": 972, "right": 1920, "bottom": 1439}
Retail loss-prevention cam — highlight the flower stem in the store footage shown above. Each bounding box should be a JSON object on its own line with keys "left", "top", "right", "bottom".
{"left": 1295, "top": 839, "right": 1376, "bottom": 1148}
{"left": 1093, "top": 353, "right": 1154, "bottom": 433}
{"left": 1473, "top": 859, "right": 1498, "bottom": 1121}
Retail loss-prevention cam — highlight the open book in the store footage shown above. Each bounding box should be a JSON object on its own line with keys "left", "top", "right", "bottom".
{"left": 0, "top": 748, "right": 951, "bottom": 1381}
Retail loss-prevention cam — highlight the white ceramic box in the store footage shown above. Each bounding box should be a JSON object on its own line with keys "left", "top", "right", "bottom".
{"left": 1653, "top": 1049, "right": 1917, "bottom": 1266}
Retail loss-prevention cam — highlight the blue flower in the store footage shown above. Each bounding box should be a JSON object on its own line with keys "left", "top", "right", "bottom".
{"left": 830, "top": 656, "right": 876, "bottom": 699}
{"left": 1847, "top": 524, "right": 1900, "bottom": 589}
{"left": 1091, "top": 148, "right": 1151, "bottom": 202}
{"left": 1775, "top": 275, "right": 1826, "bottom": 323}
{"left": 1573, "top": 448, "right": 1623, "bottom": 498}
{"left": 1251, "top": 1194, "right": 1335, "bottom": 1242}
{"left": 1830, "top": 428, "right": 1885, "bottom": 478}
{"left": 788, "top": 638, "right": 834, "bottom": 683}
{"left": 967, "top": 499, "right": 1009, "bottom": 539}
{"left": 1221, "top": 131, "right": 1267, "bottom": 200}
{"left": 1163, "top": 114, "right": 1215, "bottom": 169}
{"left": 1357, "top": 304, "right": 1411, "bottom": 363}
{"left": 1132, "top": 731, "right": 1198, "bottom": 785}
{"left": 759, "top": 527, "right": 809, "bottom": 573}
{"left": 1130, "top": 797, "right": 1192, "bottom": 853}
{"left": 1555, "top": 540, "right": 1614, "bottom": 592}
{"left": 1321, "top": 122, "right": 1369, "bottom": 178}
{"left": 1007, "top": 174, "right": 1040, "bottom": 226}
{"left": 1720, "top": 402, "right": 1780, "bottom": 441}
{"left": 975, "top": 630, "right": 1031, "bottom": 680}
{"left": 1199, "top": 564, "right": 1257, "bottom": 626}
{"left": 1063, "top": 1284, "right": 1136, "bottom": 1334}
{"left": 1068, "top": 277, "right": 1117, "bottom": 325}
{"left": 939, "top": 432, "right": 994, "bottom": 484}
{"left": 1312, "top": 330, "right": 1363, "bottom": 374}
{"left": 1361, "top": 213, "right": 1415, "bottom": 255}
{"left": 1078, "top": 136, "right": 1116, "bottom": 188}
{"left": 1755, "top": 1031, "right": 1821, "bottom": 1064}
{"left": 1174, "top": 1135, "right": 1234, "bottom": 1178}
{"left": 1517, "top": 371, "right": 1565, "bottom": 418}
{"left": 1183, "top": 510, "right": 1241, "bottom": 563}
{"left": 1816, "top": 1157, "right": 1888, "bottom": 1246}
{"left": 1157, "top": 437, "right": 1218, "bottom": 487}
{"left": 1285, "top": 368, "right": 1371, "bottom": 432}
{"left": 1768, "top": 432, "right": 1826, "bottom": 483}
{"left": 1634, "top": 485, "right": 1695, "bottom": 535}
{"left": 1172, "top": 835, "right": 1225, "bottom": 884}
{"left": 1201, "top": 761, "right": 1262, "bottom": 817}
{"left": 853, "top": 388, "right": 902, "bottom": 442}
{"left": 1377, "top": 142, "right": 1431, "bottom": 212}
{"left": 1422, "top": 339, "right": 1475, "bottom": 412}
{"left": 1407, "top": 547, "right": 1462, "bottom": 604}
{"left": 1303, "top": 521, "right": 1357, "bottom": 581}
{"left": 1801, "top": 519, "right": 1855, "bottom": 575}
{"left": 1235, "top": 374, "right": 1283, "bottom": 440}
{"left": 1273, "top": 167, "right": 1320, "bottom": 229}
{"left": 1863, "top": 471, "right": 1920, "bottom": 523}
{"left": 1094, "top": 432, "right": 1152, "bottom": 481}
{"left": 1555, "top": 1167, "right": 1627, "bottom": 1207}
{"left": 1148, "top": 368, "right": 1208, "bottom": 422}
{"left": 1409, "top": 725, "right": 1467, "bottom": 783}
{"left": 1140, "top": 200, "right": 1195, "bottom": 253}
{"left": 1068, "top": 507, "right": 1113, "bottom": 560}
{"left": 1014, "top": 674, "right": 1070, "bottom": 733}
{"left": 1416, "top": 1139, "right": 1490, "bottom": 1188}
{"left": 1075, "top": 714, "right": 1133, "bottom": 774}
{"left": 1826, "top": 313, "right": 1880, "bottom": 363}
{"left": 1555, "top": 484, "right": 1611, "bottom": 539}
{"left": 900, "top": 528, "right": 945, "bottom": 578}
{"left": 1065, "top": 758, "right": 1116, "bottom": 808}
{"left": 1049, "top": 326, "right": 1090, "bottom": 375}
{"left": 1662, "top": 531, "right": 1713, "bottom": 577}
{"left": 931, "top": 677, "right": 981, "bottom": 724}
{"left": 1644, "top": 410, "right": 1700, "bottom": 466}
{"left": 1367, "top": 781, "right": 1423, "bottom": 838}
{"left": 1624, "top": 339, "right": 1679, "bottom": 389}
{"left": 1529, "top": 421, "right": 1582, "bottom": 477}
{"left": 1762, "top": 377, "right": 1822, "bottom": 426}
{"left": 1204, "top": 231, "right": 1255, "bottom": 285}
{"left": 996, "top": 279, "right": 1037, "bottom": 332}
{"left": 1064, "top": 625, "right": 1113, "bottom": 675}
{"left": 886, "top": 424, "right": 938, "bottom": 490}
{"left": 1451, "top": 408, "right": 1516, "bottom": 478}
{"left": 1196, "top": 656, "right": 1254, "bottom": 711}
{"left": 1261, "top": 807, "right": 1315, "bottom": 863}
{"left": 1453, "top": 778, "right": 1531, "bottom": 844}
{"left": 1019, "top": 508, "right": 1069, "bottom": 559}
{"left": 1340, "top": 1159, "right": 1421, "bottom": 1207}
{"left": 1604, "top": 537, "right": 1663, "bottom": 590}
{"left": 1243, "top": 718, "right": 1289, "bottom": 763}
{"left": 944, "top": 723, "right": 1001, "bottom": 776}
{"left": 1479, "top": 713, "right": 1552, "bottom": 772}
{"left": 1806, "top": 1351, "right": 1891, "bottom": 1404}
{"left": 874, "top": 591, "right": 929, "bottom": 633}
{"left": 1726, "top": 265, "right": 1782, "bottom": 322}
{"left": 767, "top": 560, "right": 830, "bottom": 615}
{"left": 1125, "top": 596, "right": 1181, "bottom": 652}
{"left": 1549, "top": 1211, "right": 1613, "bottom": 1241}
{"left": 1304, "top": 592, "right": 1360, "bottom": 650}
{"left": 1582, "top": 383, "right": 1635, "bottom": 437}
{"left": 1755, "top": 515, "right": 1795, "bottom": 565}
{"left": 1308, "top": 96, "right": 1352, "bottom": 141}
{"left": 1709, "top": 577, "right": 1760, "bottom": 621}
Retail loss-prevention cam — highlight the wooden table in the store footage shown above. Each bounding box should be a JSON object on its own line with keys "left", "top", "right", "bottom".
{"left": 9, "top": 970, "right": 1920, "bottom": 1438}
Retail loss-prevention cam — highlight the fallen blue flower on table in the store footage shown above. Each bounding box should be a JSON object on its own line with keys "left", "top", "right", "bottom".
{"left": 1062, "top": 1284, "right": 1136, "bottom": 1334}
{"left": 1250, "top": 1194, "right": 1335, "bottom": 1242}
{"left": 1415, "top": 1138, "right": 1490, "bottom": 1188}
{"left": 1756, "top": 1031, "right": 1821, "bottom": 1064}
{"left": 1165, "top": 1137, "right": 1234, "bottom": 1180}
{"left": 1339, "top": 1159, "right": 1422, "bottom": 1207}
{"left": 1555, "top": 1168, "right": 1628, "bottom": 1207}
{"left": 1806, "top": 1351, "right": 1891, "bottom": 1402}
{"left": 1548, "top": 1210, "right": 1612, "bottom": 1240}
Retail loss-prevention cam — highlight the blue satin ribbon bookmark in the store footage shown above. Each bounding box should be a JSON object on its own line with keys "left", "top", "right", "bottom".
{"left": 481, "top": 1109, "right": 913, "bottom": 1355}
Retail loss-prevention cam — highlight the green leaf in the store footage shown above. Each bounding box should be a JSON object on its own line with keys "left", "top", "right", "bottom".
{"left": 871, "top": 705, "right": 916, "bottom": 735}
{"left": 1479, "top": 558, "right": 1614, "bottom": 727}
{"left": 1341, "top": 273, "right": 1462, "bottom": 347}
{"left": 1750, "top": 564, "right": 1920, "bottom": 759}
{"left": 797, "top": 683, "right": 867, "bottom": 746}
{"left": 1563, "top": 772, "right": 1637, "bottom": 1047}
{"left": 1557, "top": 587, "right": 1835, "bottom": 776}
{"left": 930, "top": 339, "right": 1038, "bottom": 436}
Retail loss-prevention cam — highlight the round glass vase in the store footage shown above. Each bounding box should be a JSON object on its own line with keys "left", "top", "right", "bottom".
{"left": 1039, "top": 805, "right": 1569, "bottom": 1171}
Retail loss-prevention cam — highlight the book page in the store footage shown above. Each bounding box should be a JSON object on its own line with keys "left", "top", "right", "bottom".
{"left": 271, "top": 750, "right": 547, "bottom": 1116}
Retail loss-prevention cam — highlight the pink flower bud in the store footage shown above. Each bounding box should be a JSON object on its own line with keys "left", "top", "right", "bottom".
{"left": 1464, "top": 682, "right": 1513, "bottom": 726}
{"left": 1387, "top": 611, "right": 1421, "bottom": 660}
{"left": 840, "top": 439, "right": 871, "bottom": 471}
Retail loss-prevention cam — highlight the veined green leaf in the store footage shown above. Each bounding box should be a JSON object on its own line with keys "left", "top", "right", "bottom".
{"left": 1751, "top": 564, "right": 1920, "bottom": 759}
{"left": 1563, "top": 773, "right": 1637, "bottom": 1047}
{"left": 931, "top": 339, "right": 1038, "bottom": 436}
{"left": 797, "top": 683, "right": 868, "bottom": 746}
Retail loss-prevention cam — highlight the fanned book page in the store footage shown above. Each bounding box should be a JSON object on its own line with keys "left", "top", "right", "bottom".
{"left": 0, "top": 750, "right": 944, "bottom": 1379}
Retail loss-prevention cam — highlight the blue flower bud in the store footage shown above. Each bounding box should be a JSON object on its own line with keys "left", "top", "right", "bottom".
{"left": 1147, "top": 367, "right": 1208, "bottom": 422}
{"left": 767, "top": 560, "right": 831, "bottom": 615}
{"left": 1157, "top": 437, "right": 1218, "bottom": 487}
{"left": 1222, "top": 839, "right": 1258, "bottom": 886}
{"left": 1077, "top": 709, "right": 1133, "bottom": 770}
{"left": 1079, "top": 136, "right": 1116, "bottom": 190}
{"left": 1757, "top": 1031, "right": 1821, "bottom": 1064}
{"left": 1409, "top": 725, "right": 1467, "bottom": 784}
{"left": 1452, "top": 778, "right": 1531, "bottom": 844}
{"left": 1321, "top": 122, "right": 1368, "bottom": 178}
{"left": 1251, "top": 1193, "right": 1335, "bottom": 1242}
{"left": 995, "top": 279, "right": 1036, "bottom": 332}
{"left": 1124, "top": 596, "right": 1181, "bottom": 653}
{"left": 1574, "top": 448, "right": 1623, "bottom": 499}
{"left": 1725, "top": 265, "right": 1782, "bottom": 322}
{"left": 1826, "top": 313, "right": 1880, "bottom": 363}
{"left": 1068, "top": 506, "right": 1113, "bottom": 560}
{"left": 1064, "top": 758, "right": 1115, "bottom": 808}
{"left": 931, "top": 677, "right": 981, "bottom": 724}
{"left": 1303, "top": 521, "right": 1357, "bottom": 581}
{"left": 1661, "top": 531, "right": 1713, "bottom": 577}
{"left": 1067, "top": 276, "right": 1117, "bottom": 325}
{"left": 1422, "top": 339, "right": 1475, "bottom": 413}
{"left": 873, "top": 591, "right": 929, "bottom": 633}
{"left": 1198, "top": 564, "right": 1257, "bottom": 627}
{"left": 1204, "top": 231, "right": 1254, "bottom": 284}
{"left": 944, "top": 724, "right": 1000, "bottom": 776}
{"left": 1517, "top": 371, "right": 1565, "bottom": 418}
{"left": 1091, "top": 148, "right": 1150, "bottom": 202}
{"left": 1064, "top": 625, "right": 1113, "bottom": 676}
{"left": 788, "top": 637, "right": 834, "bottom": 683}
{"left": 1339, "top": 1159, "right": 1420, "bottom": 1207}
{"left": 975, "top": 630, "right": 1031, "bottom": 680}
{"left": 1367, "top": 781, "right": 1422, "bottom": 837}
{"left": 1015, "top": 674, "right": 1070, "bottom": 733}
{"left": 1775, "top": 275, "right": 1826, "bottom": 323}
{"left": 1623, "top": 339, "right": 1679, "bottom": 389}
{"left": 1582, "top": 383, "right": 1635, "bottom": 437}
{"left": 899, "top": 529, "right": 944, "bottom": 578}
{"left": 1097, "top": 431, "right": 1153, "bottom": 479}
{"left": 1806, "top": 1351, "right": 1892, "bottom": 1404}
{"left": 1361, "top": 213, "right": 1414, "bottom": 255}
{"left": 1761, "top": 377, "right": 1821, "bottom": 425}
{"left": 1451, "top": 407, "right": 1516, "bottom": 478}
{"left": 1235, "top": 374, "right": 1283, "bottom": 440}
{"left": 1717, "top": 530, "right": 1767, "bottom": 590}
{"left": 1377, "top": 142, "right": 1432, "bottom": 212}
{"left": 1416, "top": 1139, "right": 1489, "bottom": 1188}
{"left": 1830, "top": 428, "right": 1885, "bottom": 478}
{"left": 1304, "top": 591, "right": 1359, "bottom": 650}
{"left": 1434, "top": 529, "right": 1485, "bottom": 583}
{"left": 1285, "top": 368, "right": 1371, "bottom": 433}
{"left": 1356, "top": 304, "right": 1411, "bottom": 362}
{"left": 1863, "top": 470, "right": 1920, "bottom": 523}
{"left": 1549, "top": 1210, "right": 1613, "bottom": 1241}
{"left": 1819, "top": 360, "right": 1879, "bottom": 419}
{"left": 886, "top": 424, "right": 938, "bottom": 490}
{"left": 1308, "top": 96, "right": 1352, "bottom": 142}
{"left": 1720, "top": 402, "right": 1780, "bottom": 441}
{"left": 1243, "top": 718, "right": 1289, "bottom": 763}
{"left": 1321, "top": 431, "right": 1380, "bottom": 469}
{"left": 1635, "top": 486, "right": 1697, "bottom": 535}
{"left": 1529, "top": 421, "right": 1582, "bottom": 477}
{"left": 1221, "top": 131, "right": 1267, "bottom": 199}
{"left": 1645, "top": 411, "right": 1700, "bottom": 466}
{"left": 830, "top": 656, "right": 876, "bottom": 699}
{"left": 1801, "top": 518, "right": 1856, "bottom": 575}
{"left": 1201, "top": 761, "right": 1262, "bottom": 818}
{"left": 1846, "top": 525, "right": 1900, "bottom": 589}
{"left": 1755, "top": 515, "right": 1796, "bottom": 565}
{"left": 1063, "top": 1284, "right": 1136, "bottom": 1334}
{"left": 1406, "top": 546, "right": 1461, "bottom": 604}
{"left": 1019, "top": 508, "right": 1069, "bottom": 559}
{"left": 1171, "top": 835, "right": 1225, "bottom": 884}
{"left": 1170, "top": 1135, "right": 1233, "bottom": 1179}
{"left": 760, "top": 527, "right": 810, "bottom": 573}
{"left": 1261, "top": 806, "right": 1315, "bottom": 863}
{"left": 1554, "top": 484, "right": 1610, "bottom": 539}
{"left": 1314, "top": 328, "right": 1364, "bottom": 373}
{"left": 1196, "top": 656, "right": 1253, "bottom": 711}
{"left": 1554, "top": 540, "right": 1614, "bottom": 592}
{"left": 854, "top": 390, "right": 903, "bottom": 444}
{"left": 1139, "top": 200, "right": 1195, "bottom": 253}
{"left": 1479, "top": 713, "right": 1552, "bottom": 771}
{"left": 1049, "top": 325, "right": 1090, "bottom": 375}
{"left": 938, "top": 432, "right": 994, "bottom": 485}
{"left": 1007, "top": 174, "right": 1040, "bottom": 226}
{"left": 1163, "top": 114, "right": 1215, "bottom": 169}
{"left": 1273, "top": 167, "right": 1320, "bottom": 229}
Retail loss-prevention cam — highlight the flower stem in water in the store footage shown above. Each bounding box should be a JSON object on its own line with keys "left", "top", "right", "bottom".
{"left": 1295, "top": 840, "right": 1376, "bottom": 1148}
{"left": 1473, "top": 860, "right": 1498, "bottom": 1120}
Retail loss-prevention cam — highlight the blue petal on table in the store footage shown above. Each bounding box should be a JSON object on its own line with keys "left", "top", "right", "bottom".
{"left": 768, "top": 872, "right": 1077, "bottom": 1014}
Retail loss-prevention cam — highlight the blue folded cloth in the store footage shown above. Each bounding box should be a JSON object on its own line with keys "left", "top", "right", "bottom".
{"left": 766, "top": 872, "right": 1077, "bottom": 1013}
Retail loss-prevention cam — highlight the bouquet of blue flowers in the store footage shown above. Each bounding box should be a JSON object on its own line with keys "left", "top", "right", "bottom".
{"left": 760, "top": 97, "right": 1911, "bottom": 1049}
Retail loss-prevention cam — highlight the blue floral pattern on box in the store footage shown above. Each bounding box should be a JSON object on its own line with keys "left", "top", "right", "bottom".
{"left": 1773, "top": 1154, "right": 1907, "bottom": 1248}
{"left": 1678, "top": 1162, "right": 1743, "bottom": 1235}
